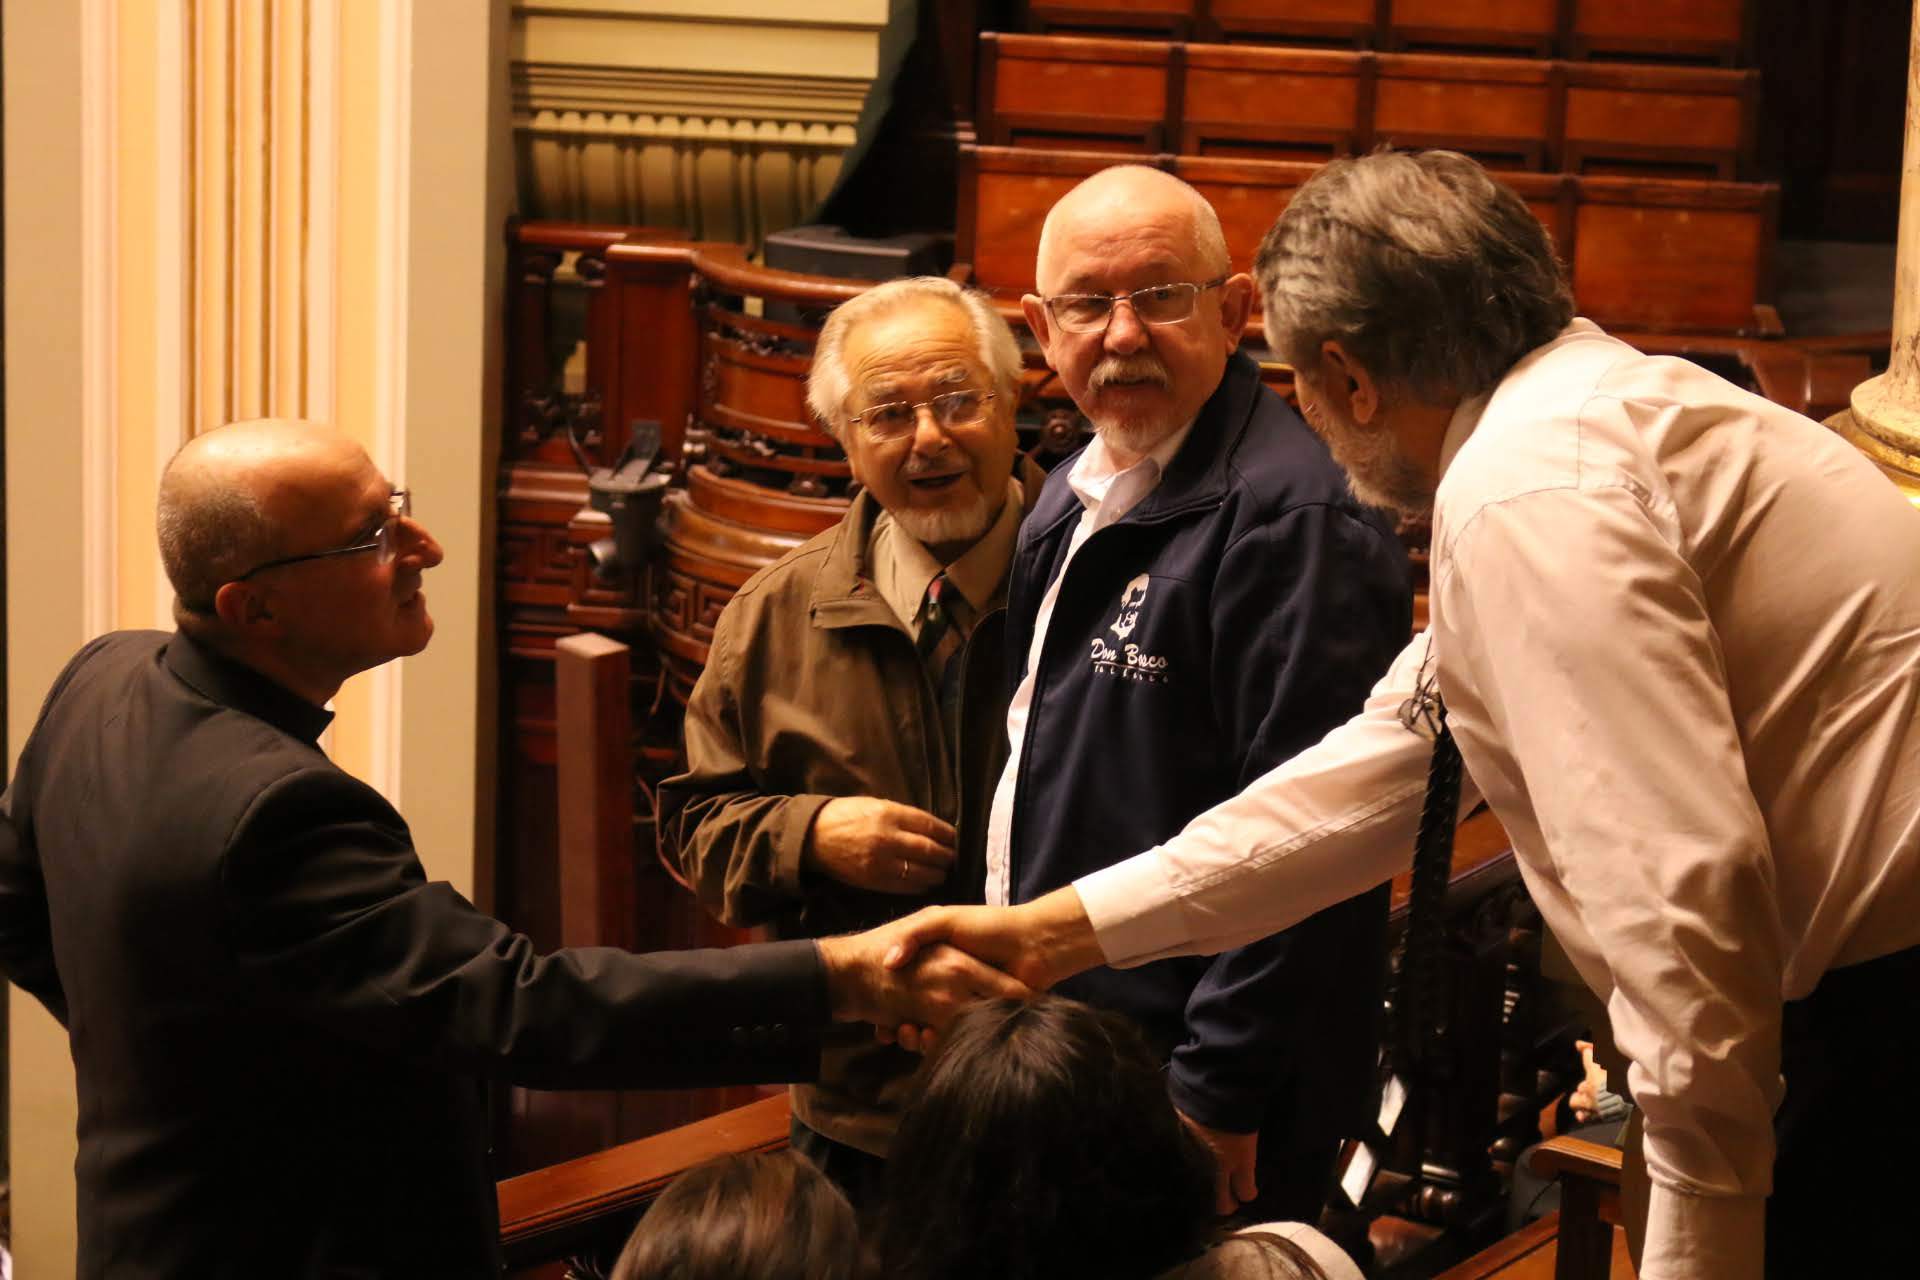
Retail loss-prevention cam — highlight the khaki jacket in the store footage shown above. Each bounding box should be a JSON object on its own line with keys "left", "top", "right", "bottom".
{"left": 657, "top": 463, "right": 1043, "bottom": 1153}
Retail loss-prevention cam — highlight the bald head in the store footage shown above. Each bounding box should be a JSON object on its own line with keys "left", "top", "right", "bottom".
{"left": 158, "top": 419, "right": 368, "bottom": 618}
{"left": 1023, "top": 166, "right": 1251, "bottom": 462}
{"left": 1035, "top": 166, "right": 1231, "bottom": 293}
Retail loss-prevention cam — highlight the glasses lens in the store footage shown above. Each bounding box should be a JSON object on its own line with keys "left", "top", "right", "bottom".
{"left": 933, "top": 390, "right": 987, "bottom": 427}
{"left": 1132, "top": 283, "right": 1197, "bottom": 325}
{"left": 862, "top": 403, "right": 916, "bottom": 439}
{"left": 1050, "top": 295, "right": 1112, "bottom": 333}
{"left": 377, "top": 490, "right": 410, "bottom": 564}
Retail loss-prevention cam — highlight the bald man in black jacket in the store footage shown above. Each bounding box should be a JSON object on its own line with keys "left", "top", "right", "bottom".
{"left": 0, "top": 420, "right": 1018, "bottom": 1278}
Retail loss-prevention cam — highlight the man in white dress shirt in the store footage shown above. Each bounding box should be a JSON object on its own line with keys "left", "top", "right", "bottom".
{"left": 885, "top": 150, "right": 1920, "bottom": 1279}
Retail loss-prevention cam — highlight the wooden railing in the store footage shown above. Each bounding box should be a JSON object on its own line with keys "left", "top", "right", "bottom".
{"left": 498, "top": 1093, "right": 793, "bottom": 1277}
{"left": 1430, "top": 1136, "right": 1628, "bottom": 1278}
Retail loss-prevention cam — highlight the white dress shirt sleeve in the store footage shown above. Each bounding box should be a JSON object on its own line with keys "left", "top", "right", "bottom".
{"left": 1439, "top": 482, "right": 1782, "bottom": 1280}
{"left": 1076, "top": 629, "right": 1466, "bottom": 962}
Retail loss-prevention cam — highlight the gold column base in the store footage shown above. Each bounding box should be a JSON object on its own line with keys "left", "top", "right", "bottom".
{"left": 1827, "top": 394, "right": 1920, "bottom": 509}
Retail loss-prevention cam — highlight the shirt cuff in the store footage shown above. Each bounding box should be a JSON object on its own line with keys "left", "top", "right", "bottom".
{"left": 1073, "top": 847, "right": 1189, "bottom": 968}
{"left": 1637, "top": 1183, "right": 1764, "bottom": 1280}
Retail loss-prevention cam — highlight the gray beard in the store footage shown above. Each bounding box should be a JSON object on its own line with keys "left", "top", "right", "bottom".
{"left": 891, "top": 492, "right": 996, "bottom": 550}
{"left": 1095, "top": 416, "right": 1184, "bottom": 460}
{"left": 1327, "top": 425, "right": 1434, "bottom": 518}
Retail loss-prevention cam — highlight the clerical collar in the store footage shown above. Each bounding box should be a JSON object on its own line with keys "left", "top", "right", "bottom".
{"left": 164, "top": 630, "right": 336, "bottom": 745}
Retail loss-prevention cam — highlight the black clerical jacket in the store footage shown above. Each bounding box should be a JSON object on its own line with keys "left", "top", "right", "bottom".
{"left": 0, "top": 630, "right": 825, "bottom": 1278}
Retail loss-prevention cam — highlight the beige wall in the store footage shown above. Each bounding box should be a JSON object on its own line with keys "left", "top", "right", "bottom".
{"left": 4, "top": 2, "right": 509, "bottom": 1272}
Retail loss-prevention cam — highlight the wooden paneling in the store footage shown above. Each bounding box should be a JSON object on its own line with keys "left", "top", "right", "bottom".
{"left": 981, "top": 34, "right": 1756, "bottom": 178}
{"left": 1021, "top": 0, "right": 1751, "bottom": 62}
{"left": 980, "top": 33, "right": 1170, "bottom": 151}
{"left": 1372, "top": 54, "right": 1552, "bottom": 167}
{"left": 1183, "top": 46, "right": 1367, "bottom": 159}
{"left": 1571, "top": 198, "right": 1768, "bottom": 335}
{"left": 1566, "top": 0, "right": 1746, "bottom": 63}
{"left": 1391, "top": 0, "right": 1557, "bottom": 55}
{"left": 1209, "top": 0, "right": 1383, "bottom": 45}
{"left": 1027, "top": 0, "right": 1198, "bottom": 38}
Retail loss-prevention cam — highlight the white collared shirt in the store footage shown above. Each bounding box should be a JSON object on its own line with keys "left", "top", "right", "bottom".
{"left": 1075, "top": 320, "right": 1920, "bottom": 1280}
{"left": 983, "top": 422, "right": 1194, "bottom": 907}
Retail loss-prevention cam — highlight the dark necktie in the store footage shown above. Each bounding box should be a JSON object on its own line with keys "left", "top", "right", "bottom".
{"left": 1393, "top": 696, "right": 1464, "bottom": 1076}
{"left": 916, "top": 574, "right": 971, "bottom": 746}
{"left": 915, "top": 574, "right": 963, "bottom": 669}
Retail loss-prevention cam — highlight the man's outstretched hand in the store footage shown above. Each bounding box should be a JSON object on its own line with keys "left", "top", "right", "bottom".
{"left": 868, "top": 887, "right": 1108, "bottom": 1049}
{"left": 816, "top": 913, "right": 1031, "bottom": 1038}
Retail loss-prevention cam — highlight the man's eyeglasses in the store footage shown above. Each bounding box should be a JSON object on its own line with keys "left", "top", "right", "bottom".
{"left": 1042, "top": 277, "right": 1228, "bottom": 334}
{"left": 234, "top": 489, "right": 413, "bottom": 582}
{"left": 847, "top": 389, "right": 996, "bottom": 443}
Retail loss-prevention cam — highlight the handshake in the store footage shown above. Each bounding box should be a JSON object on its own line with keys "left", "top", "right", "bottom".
{"left": 813, "top": 889, "right": 1106, "bottom": 1050}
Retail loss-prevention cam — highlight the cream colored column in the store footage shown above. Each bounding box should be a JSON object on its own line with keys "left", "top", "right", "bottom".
{"left": 1835, "top": 2, "right": 1920, "bottom": 505}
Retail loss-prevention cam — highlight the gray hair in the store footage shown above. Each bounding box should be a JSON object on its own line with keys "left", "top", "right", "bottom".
{"left": 806, "top": 277, "right": 1023, "bottom": 439}
{"left": 1254, "top": 149, "right": 1573, "bottom": 400}
{"left": 156, "top": 456, "right": 283, "bottom": 617}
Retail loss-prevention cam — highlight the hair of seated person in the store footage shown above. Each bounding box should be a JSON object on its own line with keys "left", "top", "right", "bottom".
{"left": 875, "top": 995, "right": 1219, "bottom": 1280}
{"left": 609, "top": 1149, "right": 867, "bottom": 1280}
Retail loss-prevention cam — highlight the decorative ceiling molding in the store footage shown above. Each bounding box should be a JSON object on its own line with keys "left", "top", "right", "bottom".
{"left": 516, "top": 65, "right": 872, "bottom": 126}
{"left": 511, "top": 0, "right": 891, "bottom": 245}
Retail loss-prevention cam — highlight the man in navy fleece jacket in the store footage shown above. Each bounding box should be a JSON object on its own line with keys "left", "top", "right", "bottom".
{"left": 982, "top": 165, "right": 1411, "bottom": 1219}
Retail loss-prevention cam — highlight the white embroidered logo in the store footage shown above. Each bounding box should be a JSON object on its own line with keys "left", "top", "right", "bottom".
{"left": 1109, "top": 573, "right": 1150, "bottom": 640}
{"left": 1091, "top": 573, "right": 1171, "bottom": 684}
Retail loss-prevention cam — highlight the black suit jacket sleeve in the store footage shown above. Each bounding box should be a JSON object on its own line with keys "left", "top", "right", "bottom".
{"left": 0, "top": 789, "right": 66, "bottom": 1024}
{"left": 221, "top": 765, "right": 828, "bottom": 1090}
{"left": 0, "top": 636, "right": 114, "bottom": 1026}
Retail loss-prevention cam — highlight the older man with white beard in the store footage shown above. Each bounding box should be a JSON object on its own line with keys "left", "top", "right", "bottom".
{"left": 983, "top": 165, "right": 1412, "bottom": 1222}
{"left": 656, "top": 276, "right": 1048, "bottom": 1205}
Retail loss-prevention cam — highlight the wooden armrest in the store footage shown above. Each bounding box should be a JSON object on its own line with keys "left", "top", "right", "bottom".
{"left": 1531, "top": 1135, "right": 1625, "bottom": 1187}
{"left": 497, "top": 1093, "right": 792, "bottom": 1266}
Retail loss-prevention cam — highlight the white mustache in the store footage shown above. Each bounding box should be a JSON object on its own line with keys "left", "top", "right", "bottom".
{"left": 1089, "top": 354, "right": 1171, "bottom": 391}
{"left": 902, "top": 451, "right": 962, "bottom": 479}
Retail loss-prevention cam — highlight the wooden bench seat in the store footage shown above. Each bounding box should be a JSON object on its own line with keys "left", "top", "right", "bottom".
{"left": 981, "top": 33, "right": 1757, "bottom": 177}
{"left": 958, "top": 144, "right": 1779, "bottom": 335}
